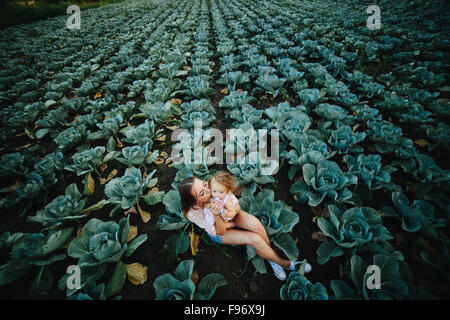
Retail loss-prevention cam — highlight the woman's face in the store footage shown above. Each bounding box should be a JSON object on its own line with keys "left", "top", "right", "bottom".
{"left": 191, "top": 178, "right": 211, "bottom": 204}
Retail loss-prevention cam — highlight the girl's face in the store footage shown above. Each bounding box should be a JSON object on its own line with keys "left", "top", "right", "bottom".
{"left": 210, "top": 178, "right": 227, "bottom": 200}
{"left": 191, "top": 178, "right": 211, "bottom": 204}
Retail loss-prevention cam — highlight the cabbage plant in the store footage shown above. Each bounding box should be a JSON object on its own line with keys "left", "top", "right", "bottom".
{"left": 264, "top": 102, "right": 311, "bottom": 139}
{"left": 120, "top": 119, "right": 159, "bottom": 147}
{"left": 315, "top": 205, "right": 394, "bottom": 265}
{"left": 290, "top": 160, "right": 358, "bottom": 206}
{"left": 156, "top": 189, "right": 191, "bottom": 259}
{"left": 219, "top": 90, "right": 255, "bottom": 110}
{"left": 382, "top": 192, "right": 445, "bottom": 235}
{"left": 351, "top": 105, "right": 382, "bottom": 123}
{"left": 366, "top": 120, "right": 414, "bottom": 154}
{"left": 240, "top": 186, "right": 299, "bottom": 273}
{"left": 227, "top": 104, "right": 269, "bottom": 128}
{"left": 184, "top": 76, "right": 216, "bottom": 98}
{"left": 419, "top": 123, "right": 450, "bottom": 151}
{"left": 283, "top": 132, "right": 336, "bottom": 180}
{"left": 105, "top": 167, "right": 162, "bottom": 210}
{"left": 227, "top": 152, "right": 277, "bottom": 187}
{"left": 65, "top": 146, "right": 105, "bottom": 176}
{"left": 331, "top": 254, "right": 435, "bottom": 300}
{"left": 35, "top": 109, "right": 69, "bottom": 139}
{"left": 255, "top": 72, "right": 286, "bottom": 97}
{"left": 116, "top": 143, "right": 158, "bottom": 167}
{"left": 314, "top": 104, "right": 355, "bottom": 132}
{"left": 139, "top": 101, "right": 179, "bottom": 124}
{"left": 180, "top": 99, "right": 216, "bottom": 129}
{"left": 297, "top": 88, "right": 322, "bottom": 107}
{"left": 87, "top": 115, "right": 124, "bottom": 140}
{"left": 54, "top": 124, "right": 89, "bottom": 151}
{"left": 397, "top": 153, "right": 450, "bottom": 185}
{"left": 153, "top": 260, "right": 227, "bottom": 300}
{"left": 280, "top": 271, "right": 328, "bottom": 300}
{"left": 62, "top": 217, "right": 146, "bottom": 296}
{"left": 0, "top": 228, "right": 74, "bottom": 297}
{"left": 343, "top": 154, "right": 391, "bottom": 190}
{"left": 27, "top": 183, "right": 86, "bottom": 228}
{"left": 216, "top": 71, "right": 250, "bottom": 90}
{"left": 327, "top": 126, "right": 366, "bottom": 154}
{"left": 0, "top": 152, "right": 28, "bottom": 179}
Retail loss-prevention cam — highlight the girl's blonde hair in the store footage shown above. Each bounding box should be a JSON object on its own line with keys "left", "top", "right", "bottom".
{"left": 211, "top": 170, "right": 237, "bottom": 194}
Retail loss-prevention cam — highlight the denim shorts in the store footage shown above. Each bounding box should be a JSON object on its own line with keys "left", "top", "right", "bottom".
{"left": 207, "top": 232, "right": 223, "bottom": 244}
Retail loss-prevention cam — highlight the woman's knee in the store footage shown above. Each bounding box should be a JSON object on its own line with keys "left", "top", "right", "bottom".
{"left": 248, "top": 233, "right": 266, "bottom": 249}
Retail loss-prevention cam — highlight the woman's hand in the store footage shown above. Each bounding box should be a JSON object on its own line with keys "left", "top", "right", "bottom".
{"left": 224, "top": 220, "right": 236, "bottom": 229}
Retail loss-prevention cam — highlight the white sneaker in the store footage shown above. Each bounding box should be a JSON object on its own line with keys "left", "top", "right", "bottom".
{"left": 288, "top": 261, "right": 312, "bottom": 273}
{"left": 304, "top": 262, "right": 312, "bottom": 273}
{"left": 268, "top": 261, "right": 287, "bottom": 281}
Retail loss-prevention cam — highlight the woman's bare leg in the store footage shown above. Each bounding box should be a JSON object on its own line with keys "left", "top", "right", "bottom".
{"left": 234, "top": 210, "right": 270, "bottom": 245}
{"left": 221, "top": 229, "right": 290, "bottom": 268}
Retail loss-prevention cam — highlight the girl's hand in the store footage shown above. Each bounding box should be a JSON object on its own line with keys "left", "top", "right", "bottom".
{"left": 209, "top": 200, "right": 222, "bottom": 216}
{"left": 222, "top": 209, "right": 234, "bottom": 219}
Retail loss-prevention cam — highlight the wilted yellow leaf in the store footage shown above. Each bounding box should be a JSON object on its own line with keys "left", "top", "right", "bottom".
{"left": 153, "top": 158, "right": 164, "bottom": 165}
{"left": 142, "top": 170, "right": 147, "bottom": 183}
{"left": 415, "top": 139, "right": 428, "bottom": 147}
{"left": 93, "top": 91, "right": 102, "bottom": 100}
{"left": 155, "top": 135, "right": 166, "bottom": 141}
{"left": 160, "top": 151, "right": 168, "bottom": 158}
{"left": 126, "top": 263, "right": 148, "bottom": 285}
{"left": 190, "top": 270, "right": 199, "bottom": 286}
{"left": 190, "top": 231, "right": 200, "bottom": 256}
{"left": 124, "top": 206, "right": 137, "bottom": 215}
{"left": 164, "top": 124, "right": 178, "bottom": 131}
{"left": 170, "top": 98, "right": 182, "bottom": 105}
{"left": 165, "top": 158, "right": 172, "bottom": 165}
{"left": 147, "top": 187, "right": 159, "bottom": 194}
{"left": 116, "top": 137, "right": 123, "bottom": 148}
{"left": 312, "top": 231, "right": 327, "bottom": 242}
{"left": 100, "top": 169, "right": 118, "bottom": 185}
{"left": 127, "top": 226, "right": 138, "bottom": 243}
{"left": 220, "top": 88, "right": 229, "bottom": 94}
{"left": 84, "top": 173, "right": 95, "bottom": 196}
{"left": 99, "top": 163, "right": 108, "bottom": 174}
{"left": 352, "top": 124, "right": 360, "bottom": 132}
{"left": 137, "top": 201, "right": 151, "bottom": 223}
{"left": 14, "top": 143, "right": 31, "bottom": 151}
{"left": 76, "top": 226, "right": 83, "bottom": 238}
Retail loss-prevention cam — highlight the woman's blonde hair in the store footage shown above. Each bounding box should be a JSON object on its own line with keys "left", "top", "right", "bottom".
{"left": 211, "top": 170, "right": 237, "bottom": 194}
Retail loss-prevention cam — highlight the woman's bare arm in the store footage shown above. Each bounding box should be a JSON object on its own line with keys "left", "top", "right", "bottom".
{"left": 214, "top": 214, "right": 227, "bottom": 235}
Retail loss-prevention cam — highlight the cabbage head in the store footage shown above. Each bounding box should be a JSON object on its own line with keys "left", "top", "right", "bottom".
{"left": 344, "top": 154, "right": 391, "bottom": 190}
{"left": 153, "top": 260, "right": 226, "bottom": 300}
{"left": 65, "top": 146, "right": 105, "bottom": 176}
{"left": 290, "top": 160, "right": 358, "bottom": 206}
{"left": 105, "top": 167, "right": 156, "bottom": 209}
{"left": 316, "top": 205, "right": 393, "bottom": 265}
{"left": 280, "top": 272, "right": 328, "bottom": 300}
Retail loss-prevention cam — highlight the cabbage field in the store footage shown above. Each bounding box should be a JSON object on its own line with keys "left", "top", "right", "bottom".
{"left": 0, "top": 0, "right": 449, "bottom": 300}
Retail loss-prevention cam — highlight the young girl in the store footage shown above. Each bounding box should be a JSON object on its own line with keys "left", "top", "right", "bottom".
{"left": 205, "top": 171, "right": 240, "bottom": 227}
{"left": 206, "top": 170, "right": 240, "bottom": 222}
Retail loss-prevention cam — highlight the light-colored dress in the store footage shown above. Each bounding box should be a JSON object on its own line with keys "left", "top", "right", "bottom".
{"left": 187, "top": 206, "right": 217, "bottom": 236}
{"left": 187, "top": 192, "right": 240, "bottom": 236}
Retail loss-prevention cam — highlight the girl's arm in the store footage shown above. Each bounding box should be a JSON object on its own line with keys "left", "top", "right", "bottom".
{"left": 222, "top": 198, "right": 239, "bottom": 219}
